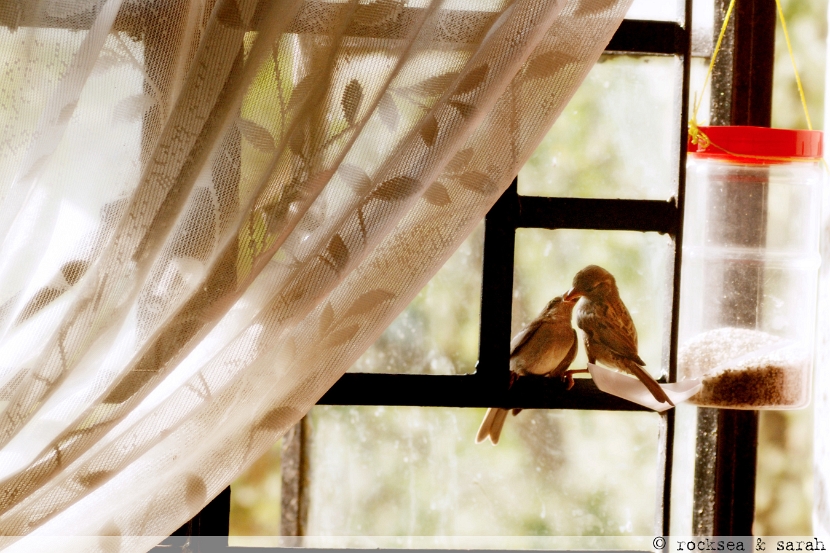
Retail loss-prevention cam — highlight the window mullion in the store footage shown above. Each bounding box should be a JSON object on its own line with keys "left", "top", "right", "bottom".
{"left": 660, "top": 0, "right": 694, "bottom": 534}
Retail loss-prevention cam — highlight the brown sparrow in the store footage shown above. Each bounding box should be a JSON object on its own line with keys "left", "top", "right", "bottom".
{"left": 563, "top": 265, "right": 673, "bottom": 406}
{"left": 476, "top": 295, "right": 578, "bottom": 445}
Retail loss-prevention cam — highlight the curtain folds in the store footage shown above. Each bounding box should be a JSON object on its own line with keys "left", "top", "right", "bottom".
{"left": 0, "top": 0, "right": 631, "bottom": 549}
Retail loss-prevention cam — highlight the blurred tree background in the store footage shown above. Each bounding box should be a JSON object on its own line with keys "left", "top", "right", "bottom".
{"left": 230, "top": 0, "right": 827, "bottom": 543}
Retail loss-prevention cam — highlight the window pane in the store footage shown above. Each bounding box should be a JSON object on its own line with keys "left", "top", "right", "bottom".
{"left": 625, "top": 0, "right": 681, "bottom": 22}
{"left": 754, "top": 409, "right": 813, "bottom": 534}
{"left": 518, "top": 56, "right": 680, "bottom": 200}
{"left": 688, "top": 56, "right": 713, "bottom": 125}
{"left": 668, "top": 402, "right": 699, "bottom": 535}
{"left": 347, "top": 222, "right": 484, "bottom": 375}
{"left": 691, "top": 0, "right": 714, "bottom": 57}
{"left": 305, "top": 405, "right": 658, "bottom": 545}
{"left": 771, "top": 0, "right": 825, "bottom": 131}
{"left": 229, "top": 440, "right": 282, "bottom": 546}
{"left": 513, "top": 229, "right": 674, "bottom": 375}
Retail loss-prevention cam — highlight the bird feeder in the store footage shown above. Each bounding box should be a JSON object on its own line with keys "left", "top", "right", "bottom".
{"left": 678, "top": 126, "right": 823, "bottom": 409}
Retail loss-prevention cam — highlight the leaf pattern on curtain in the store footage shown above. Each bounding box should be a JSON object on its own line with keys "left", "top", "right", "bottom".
{"left": 0, "top": 0, "right": 632, "bottom": 549}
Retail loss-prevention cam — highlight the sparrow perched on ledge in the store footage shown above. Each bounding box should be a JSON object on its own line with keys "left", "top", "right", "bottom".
{"left": 476, "top": 295, "right": 578, "bottom": 445}
{"left": 563, "top": 264, "right": 673, "bottom": 406}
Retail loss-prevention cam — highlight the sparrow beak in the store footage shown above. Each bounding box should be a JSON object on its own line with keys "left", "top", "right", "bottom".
{"left": 563, "top": 288, "right": 581, "bottom": 302}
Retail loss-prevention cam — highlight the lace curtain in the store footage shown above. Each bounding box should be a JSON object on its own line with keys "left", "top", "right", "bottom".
{"left": 0, "top": 0, "right": 630, "bottom": 549}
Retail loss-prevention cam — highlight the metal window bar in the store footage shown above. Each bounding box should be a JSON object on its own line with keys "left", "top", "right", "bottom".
{"left": 0, "top": 0, "right": 770, "bottom": 545}
{"left": 278, "top": 10, "right": 698, "bottom": 548}
{"left": 317, "top": 13, "right": 694, "bottom": 543}
{"left": 172, "top": 13, "right": 700, "bottom": 548}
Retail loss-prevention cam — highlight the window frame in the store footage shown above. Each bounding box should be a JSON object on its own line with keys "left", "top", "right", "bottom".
{"left": 316, "top": 16, "right": 692, "bottom": 537}
{"left": 4, "top": 0, "right": 767, "bottom": 546}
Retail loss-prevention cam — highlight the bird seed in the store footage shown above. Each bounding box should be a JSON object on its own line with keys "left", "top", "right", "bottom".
{"left": 678, "top": 327, "right": 808, "bottom": 408}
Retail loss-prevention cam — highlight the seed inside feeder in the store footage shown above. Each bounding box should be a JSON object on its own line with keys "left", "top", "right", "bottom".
{"left": 678, "top": 327, "right": 808, "bottom": 408}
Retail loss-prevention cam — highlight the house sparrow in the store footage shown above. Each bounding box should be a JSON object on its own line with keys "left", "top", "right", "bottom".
{"left": 476, "top": 295, "right": 578, "bottom": 445}
{"left": 563, "top": 265, "right": 673, "bottom": 406}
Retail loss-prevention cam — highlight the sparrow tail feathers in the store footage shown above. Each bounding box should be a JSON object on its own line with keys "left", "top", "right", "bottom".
{"left": 476, "top": 408, "right": 509, "bottom": 444}
{"left": 623, "top": 360, "right": 674, "bottom": 406}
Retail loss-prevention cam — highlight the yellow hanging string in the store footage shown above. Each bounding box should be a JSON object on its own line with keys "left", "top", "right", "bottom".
{"left": 689, "top": 0, "right": 820, "bottom": 163}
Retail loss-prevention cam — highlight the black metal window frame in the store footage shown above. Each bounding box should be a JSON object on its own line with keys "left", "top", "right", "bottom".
{"left": 317, "top": 13, "right": 693, "bottom": 533}
{"left": 270, "top": 0, "right": 775, "bottom": 542}
{"left": 175, "top": 11, "right": 711, "bottom": 548}
{"left": 2, "top": 0, "right": 775, "bottom": 546}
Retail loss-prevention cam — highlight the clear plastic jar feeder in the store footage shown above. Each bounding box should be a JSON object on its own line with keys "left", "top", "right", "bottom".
{"left": 678, "top": 126, "right": 823, "bottom": 409}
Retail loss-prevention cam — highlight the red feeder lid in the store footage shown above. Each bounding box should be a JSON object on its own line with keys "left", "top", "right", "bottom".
{"left": 688, "top": 125, "right": 823, "bottom": 164}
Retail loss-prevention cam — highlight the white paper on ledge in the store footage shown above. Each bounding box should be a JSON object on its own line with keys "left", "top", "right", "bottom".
{"left": 587, "top": 363, "right": 702, "bottom": 412}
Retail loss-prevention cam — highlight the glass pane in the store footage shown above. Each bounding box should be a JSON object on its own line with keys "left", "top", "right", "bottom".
{"left": 229, "top": 440, "right": 282, "bottom": 546}
{"left": 762, "top": 0, "right": 828, "bottom": 511}
{"left": 625, "top": 0, "right": 681, "bottom": 22}
{"left": 754, "top": 409, "right": 813, "bottom": 534}
{"left": 668, "top": 402, "right": 699, "bottom": 535}
{"left": 771, "top": 0, "right": 825, "bottom": 131}
{"left": 513, "top": 229, "right": 674, "bottom": 377}
{"left": 518, "top": 56, "right": 680, "bottom": 200}
{"left": 691, "top": 0, "right": 714, "bottom": 57}
{"left": 688, "top": 56, "right": 713, "bottom": 125}
{"left": 305, "top": 405, "right": 658, "bottom": 545}
{"left": 347, "top": 222, "right": 484, "bottom": 374}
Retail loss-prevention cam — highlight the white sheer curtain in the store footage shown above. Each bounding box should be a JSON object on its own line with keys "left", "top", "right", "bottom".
{"left": 0, "top": 0, "right": 631, "bottom": 549}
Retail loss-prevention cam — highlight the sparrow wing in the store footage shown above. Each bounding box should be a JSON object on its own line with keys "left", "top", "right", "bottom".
{"left": 551, "top": 328, "right": 578, "bottom": 375}
{"left": 577, "top": 299, "right": 642, "bottom": 364}
{"left": 609, "top": 295, "right": 639, "bottom": 349}
{"left": 511, "top": 321, "right": 574, "bottom": 376}
{"left": 509, "top": 317, "right": 544, "bottom": 356}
